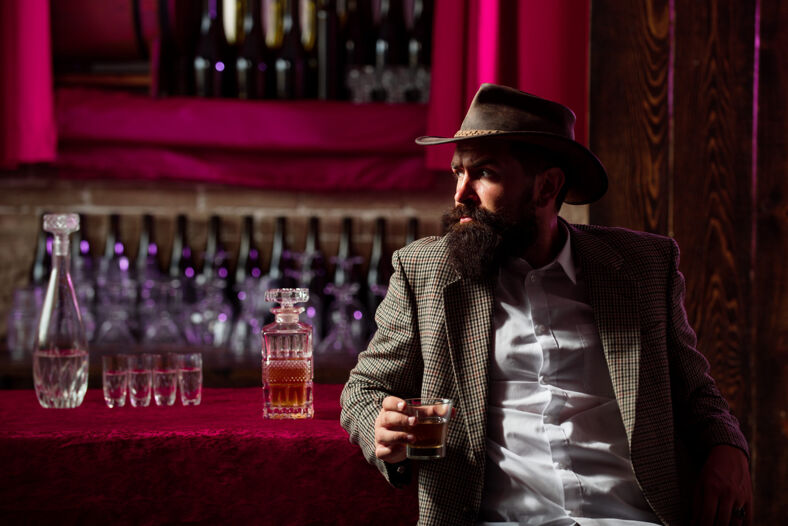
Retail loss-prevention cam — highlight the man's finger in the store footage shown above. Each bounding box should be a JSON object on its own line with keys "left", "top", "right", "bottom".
{"left": 376, "top": 428, "right": 413, "bottom": 446}
{"left": 375, "top": 444, "right": 394, "bottom": 459}
{"left": 381, "top": 396, "right": 407, "bottom": 411}
{"left": 382, "top": 410, "right": 414, "bottom": 429}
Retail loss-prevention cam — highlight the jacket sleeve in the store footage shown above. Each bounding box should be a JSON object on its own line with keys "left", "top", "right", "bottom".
{"left": 340, "top": 248, "right": 424, "bottom": 487}
{"left": 666, "top": 239, "right": 750, "bottom": 460}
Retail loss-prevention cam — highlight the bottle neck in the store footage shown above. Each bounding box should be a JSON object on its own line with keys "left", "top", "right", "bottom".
{"left": 272, "top": 305, "right": 304, "bottom": 323}
{"left": 52, "top": 233, "right": 71, "bottom": 259}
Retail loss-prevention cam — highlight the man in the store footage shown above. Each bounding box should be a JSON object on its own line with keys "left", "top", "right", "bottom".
{"left": 340, "top": 84, "right": 751, "bottom": 525}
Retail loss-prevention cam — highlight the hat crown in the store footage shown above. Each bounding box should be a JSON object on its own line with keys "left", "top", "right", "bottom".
{"left": 459, "top": 83, "right": 576, "bottom": 139}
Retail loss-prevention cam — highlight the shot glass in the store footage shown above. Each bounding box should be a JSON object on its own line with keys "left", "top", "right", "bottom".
{"left": 405, "top": 398, "right": 453, "bottom": 460}
{"left": 177, "top": 353, "right": 203, "bottom": 406}
{"left": 102, "top": 354, "right": 129, "bottom": 408}
{"left": 152, "top": 353, "right": 178, "bottom": 406}
{"left": 128, "top": 353, "right": 153, "bottom": 407}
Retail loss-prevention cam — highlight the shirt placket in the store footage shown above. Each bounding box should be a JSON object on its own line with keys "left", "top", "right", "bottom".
{"left": 527, "top": 267, "right": 585, "bottom": 517}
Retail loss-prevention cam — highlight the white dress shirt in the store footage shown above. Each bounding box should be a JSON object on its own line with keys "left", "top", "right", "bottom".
{"left": 478, "top": 225, "right": 661, "bottom": 526}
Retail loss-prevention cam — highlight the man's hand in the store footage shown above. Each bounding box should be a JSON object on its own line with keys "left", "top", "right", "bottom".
{"left": 691, "top": 444, "right": 752, "bottom": 525}
{"left": 374, "top": 396, "right": 414, "bottom": 463}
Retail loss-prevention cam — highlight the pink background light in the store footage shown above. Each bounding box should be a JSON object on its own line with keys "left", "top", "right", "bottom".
{"left": 0, "top": 0, "right": 56, "bottom": 168}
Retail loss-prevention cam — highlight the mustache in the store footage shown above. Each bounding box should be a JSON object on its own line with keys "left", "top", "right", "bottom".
{"left": 441, "top": 203, "right": 509, "bottom": 233}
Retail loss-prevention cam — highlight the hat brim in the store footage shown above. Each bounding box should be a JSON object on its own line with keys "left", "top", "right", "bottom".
{"left": 415, "top": 131, "right": 607, "bottom": 205}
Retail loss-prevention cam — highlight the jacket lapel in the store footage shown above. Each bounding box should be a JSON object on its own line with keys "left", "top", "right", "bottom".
{"left": 443, "top": 275, "right": 495, "bottom": 465}
{"left": 571, "top": 226, "right": 641, "bottom": 445}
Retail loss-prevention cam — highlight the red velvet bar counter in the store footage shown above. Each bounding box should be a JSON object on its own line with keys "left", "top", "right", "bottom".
{"left": 0, "top": 385, "right": 418, "bottom": 525}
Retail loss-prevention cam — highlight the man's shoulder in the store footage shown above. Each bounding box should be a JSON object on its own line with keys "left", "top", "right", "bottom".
{"left": 396, "top": 235, "right": 448, "bottom": 260}
{"left": 570, "top": 223, "right": 677, "bottom": 251}
{"left": 569, "top": 222, "right": 679, "bottom": 271}
{"left": 392, "top": 236, "right": 457, "bottom": 283}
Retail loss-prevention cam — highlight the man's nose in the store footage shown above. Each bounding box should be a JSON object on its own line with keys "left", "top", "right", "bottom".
{"left": 454, "top": 176, "right": 480, "bottom": 206}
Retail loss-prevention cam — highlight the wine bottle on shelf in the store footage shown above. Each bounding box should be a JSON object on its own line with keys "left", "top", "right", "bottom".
{"left": 333, "top": 217, "right": 358, "bottom": 286}
{"left": 30, "top": 215, "right": 51, "bottom": 286}
{"left": 202, "top": 215, "right": 230, "bottom": 284}
{"left": 153, "top": 0, "right": 178, "bottom": 97}
{"left": 316, "top": 0, "right": 339, "bottom": 99}
{"left": 265, "top": 216, "right": 293, "bottom": 288}
{"left": 70, "top": 214, "right": 93, "bottom": 277}
{"left": 302, "top": 217, "right": 327, "bottom": 297}
{"left": 301, "top": 0, "right": 319, "bottom": 98}
{"left": 185, "top": 215, "right": 232, "bottom": 349}
{"left": 371, "top": 0, "right": 407, "bottom": 102}
{"left": 68, "top": 215, "right": 96, "bottom": 343}
{"left": 237, "top": 0, "right": 272, "bottom": 99}
{"left": 340, "top": 0, "right": 374, "bottom": 101}
{"left": 104, "top": 214, "right": 121, "bottom": 261}
{"left": 404, "top": 0, "right": 432, "bottom": 102}
{"left": 274, "top": 0, "right": 307, "bottom": 98}
{"left": 405, "top": 216, "right": 419, "bottom": 245}
{"left": 98, "top": 214, "right": 127, "bottom": 283}
{"left": 366, "top": 217, "right": 390, "bottom": 321}
{"left": 319, "top": 216, "right": 367, "bottom": 368}
{"left": 194, "top": 0, "right": 235, "bottom": 97}
{"left": 137, "top": 214, "right": 166, "bottom": 285}
{"left": 259, "top": 217, "right": 293, "bottom": 324}
{"left": 234, "top": 215, "right": 262, "bottom": 286}
{"left": 303, "top": 216, "right": 327, "bottom": 339}
{"left": 169, "top": 215, "right": 196, "bottom": 280}
{"left": 136, "top": 214, "right": 152, "bottom": 276}
{"left": 173, "top": 0, "right": 203, "bottom": 95}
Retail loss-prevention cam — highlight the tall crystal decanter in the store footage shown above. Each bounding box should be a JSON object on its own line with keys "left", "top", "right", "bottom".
{"left": 262, "top": 288, "right": 314, "bottom": 419}
{"left": 33, "top": 213, "right": 89, "bottom": 408}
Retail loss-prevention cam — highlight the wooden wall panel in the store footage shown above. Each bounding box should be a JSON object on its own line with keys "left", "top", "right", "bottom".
{"left": 589, "top": 0, "right": 671, "bottom": 233}
{"left": 754, "top": 0, "right": 788, "bottom": 521}
{"left": 671, "top": 0, "right": 755, "bottom": 420}
{"left": 590, "top": 0, "right": 788, "bottom": 520}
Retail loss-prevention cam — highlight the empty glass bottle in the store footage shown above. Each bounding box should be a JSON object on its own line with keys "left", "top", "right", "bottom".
{"left": 33, "top": 214, "right": 89, "bottom": 408}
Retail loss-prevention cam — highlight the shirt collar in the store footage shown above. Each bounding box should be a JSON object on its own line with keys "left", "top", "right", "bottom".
{"left": 554, "top": 220, "right": 577, "bottom": 284}
{"left": 503, "top": 221, "right": 577, "bottom": 284}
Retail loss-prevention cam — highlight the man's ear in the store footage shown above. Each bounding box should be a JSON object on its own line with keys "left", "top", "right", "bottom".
{"left": 534, "top": 167, "right": 565, "bottom": 208}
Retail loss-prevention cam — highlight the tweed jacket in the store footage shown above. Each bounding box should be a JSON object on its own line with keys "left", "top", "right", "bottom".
{"left": 340, "top": 222, "right": 748, "bottom": 526}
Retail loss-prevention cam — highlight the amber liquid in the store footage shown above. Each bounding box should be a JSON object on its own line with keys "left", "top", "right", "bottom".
{"left": 263, "top": 357, "right": 313, "bottom": 418}
{"left": 407, "top": 416, "right": 448, "bottom": 459}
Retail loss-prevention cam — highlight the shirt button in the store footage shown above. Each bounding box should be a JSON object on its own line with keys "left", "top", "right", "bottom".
{"left": 535, "top": 324, "right": 546, "bottom": 333}
{"left": 530, "top": 274, "right": 537, "bottom": 282}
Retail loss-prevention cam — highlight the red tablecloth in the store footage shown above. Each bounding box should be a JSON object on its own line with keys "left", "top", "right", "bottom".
{"left": 0, "top": 385, "right": 418, "bottom": 525}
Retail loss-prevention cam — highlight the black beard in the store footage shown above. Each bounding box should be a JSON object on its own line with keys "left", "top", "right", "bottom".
{"left": 441, "top": 203, "right": 537, "bottom": 280}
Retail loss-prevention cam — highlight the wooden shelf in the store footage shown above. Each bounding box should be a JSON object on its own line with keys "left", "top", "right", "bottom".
{"left": 53, "top": 88, "right": 435, "bottom": 191}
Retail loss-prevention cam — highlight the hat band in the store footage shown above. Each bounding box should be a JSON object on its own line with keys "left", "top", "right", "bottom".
{"left": 454, "top": 129, "right": 506, "bottom": 138}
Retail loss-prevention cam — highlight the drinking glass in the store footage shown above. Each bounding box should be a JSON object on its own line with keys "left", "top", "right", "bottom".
{"left": 178, "top": 353, "right": 203, "bottom": 406}
{"left": 152, "top": 353, "right": 178, "bottom": 406}
{"left": 128, "top": 353, "right": 153, "bottom": 407}
{"left": 102, "top": 354, "right": 129, "bottom": 408}
{"left": 405, "top": 398, "right": 454, "bottom": 460}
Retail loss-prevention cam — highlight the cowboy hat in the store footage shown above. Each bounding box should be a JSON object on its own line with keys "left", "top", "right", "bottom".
{"left": 415, "top": 83, "right": 607, "bottom": 205}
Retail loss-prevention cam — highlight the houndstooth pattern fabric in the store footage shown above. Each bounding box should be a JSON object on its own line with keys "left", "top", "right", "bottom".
{"left": 340, "top": 222, "right": 748, "bottom": 526}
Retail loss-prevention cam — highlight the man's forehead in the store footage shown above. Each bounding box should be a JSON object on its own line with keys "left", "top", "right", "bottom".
{"left": 451, "top": 140, "right": 511, "bottom": 164}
